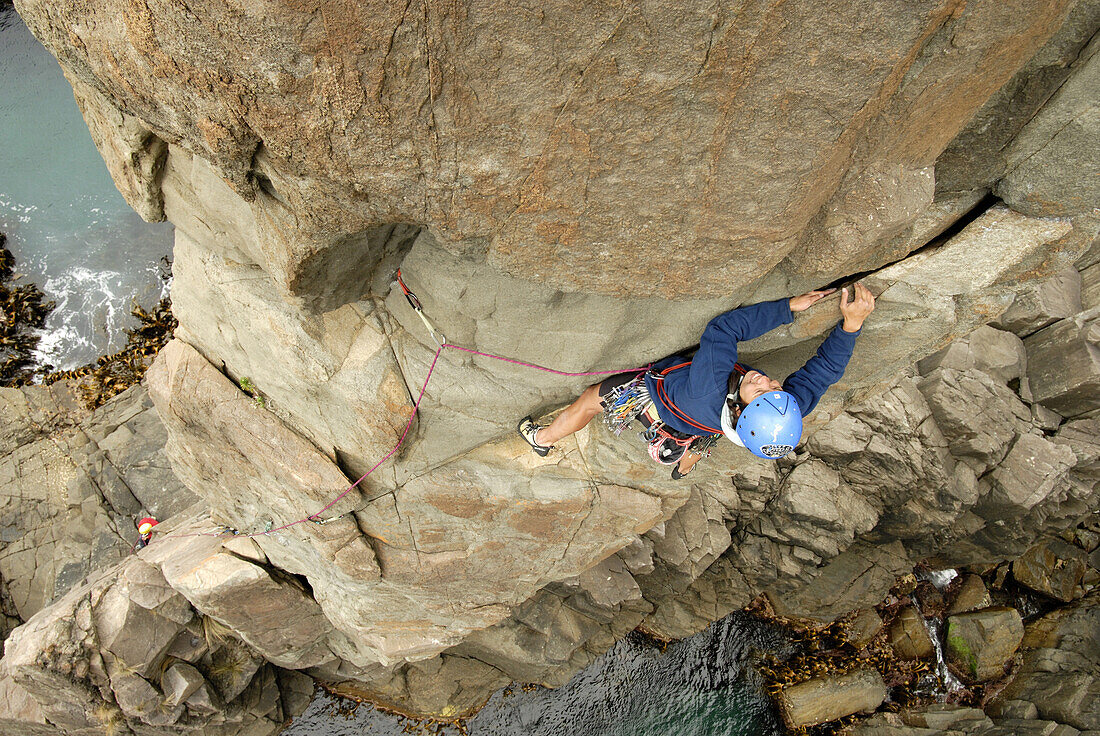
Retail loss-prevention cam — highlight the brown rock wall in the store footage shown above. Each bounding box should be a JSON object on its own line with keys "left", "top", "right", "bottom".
{"left": 14, "top": 0, "right": 1078, "bottom": 298}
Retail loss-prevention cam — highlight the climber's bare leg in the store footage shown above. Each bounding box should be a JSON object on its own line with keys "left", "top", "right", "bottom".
{"left": 536, "top": 384, "right": 603, "bottom": 446}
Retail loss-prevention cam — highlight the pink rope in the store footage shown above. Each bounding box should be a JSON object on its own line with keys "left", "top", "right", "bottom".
{"left": 147, "top": 343, "right": 648, "bottom": 545}
{"left": 443, "top": 343, "right": 646, "bottom": 377}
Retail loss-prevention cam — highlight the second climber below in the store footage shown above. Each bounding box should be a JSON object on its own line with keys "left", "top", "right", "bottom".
{"left": 518, "top": 283, "right": 876, "bottom": 478}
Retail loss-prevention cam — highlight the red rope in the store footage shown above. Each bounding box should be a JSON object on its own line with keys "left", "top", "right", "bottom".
{"left": 146, "top": 342, "right": 649, "bottom": 545}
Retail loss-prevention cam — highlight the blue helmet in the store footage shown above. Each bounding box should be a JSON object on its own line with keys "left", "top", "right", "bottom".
{"left": 720, "top": 390, "right": 802, "bottom": 459}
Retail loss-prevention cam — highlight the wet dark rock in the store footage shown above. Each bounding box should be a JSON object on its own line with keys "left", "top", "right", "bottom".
{"left": 842, "top": 608, "right": 884, "bottom": 650}
{"left": 914, "top": 580, "right": 946, "bottom": 618}
{"left": 946, "top": 574, "right": 993, "bottom": 615}
{"left": 900, "top": 704, "right": 989, "bottom": 730}
{"left": 888, "top": 606, "right": 936, "bottom": 661}
{"left": 997, "top": 590, "right": 1100, "bottom": 731}
{"left": 0, "top": 237, "right": 54, "bottom": 386}
{"left": 1013, "top": 538, "right": 1092, "bottom": 602}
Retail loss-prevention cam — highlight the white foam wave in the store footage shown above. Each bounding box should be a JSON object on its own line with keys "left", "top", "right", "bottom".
{"left": 32, "top": 265, "right": 129, "bottom": 370}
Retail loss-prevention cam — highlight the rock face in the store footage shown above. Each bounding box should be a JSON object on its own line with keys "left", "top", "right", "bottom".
{"left": 6, "top": 0, "right": 1100, "bottom": 726}
{"left": 0, "top": 382, "right": 194, "bottom": 632}
{"left": 13, "top": 0, "right": 1085, "bottom": 299}
{"left": 0, "top": 536, "right": 313, "bottom": 736}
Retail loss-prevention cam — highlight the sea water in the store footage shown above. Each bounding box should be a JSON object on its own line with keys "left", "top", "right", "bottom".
{"left": 0, "top": 8, "right": 174, "bottom": 370}
{"left": 285, "top": 614, "right": 784, "bottom": 736}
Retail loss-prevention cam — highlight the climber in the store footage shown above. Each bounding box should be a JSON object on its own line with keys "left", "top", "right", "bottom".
{"left": 134, "top": 516, "right": 159, "bottom": 550}
{"left": 518, "top": 283, "right": 876, "bottom": 477}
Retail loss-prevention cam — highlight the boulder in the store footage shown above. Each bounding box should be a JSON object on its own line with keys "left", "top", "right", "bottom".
{"left": 945, "top": 606, "right": 1024, "bottom": 683}
{"left": 888, "top": 606, "right": 936, "bottom": 660}
{"left": 918, "top": 368, "right": 1031, "bottom": 471}
{"left": 993, "top": 268, "right": 1084, "bottom": 337}
{"left": 1054, "top": 416, "right": 1100, "bottom": 480}
{"left": 917, "top": 325, "right": 1027, "bottom": 384}
{"left": 842, "top": 608, "right": 884, "bottom": 650}
{"left": 985, "top": 699, "right": 1040, "bottom": 720}
{"left": 768, "top": 460, "right": 879, "bottom": 560}
{"left": 977, "top": 433, "right": 1078, "bottom": 521}
{"left": 778, "top": 668, "right": 887, "bottom": 728}
{"left": 1025, "top": 312, "right": 1100, "bottom": 417}
{"left": 148, "top": 532, "right": 336, "bottom": 670}
{"left": 107, "top": 673, "right": 165, "bottom": 721}
{"left": 946, "top": 573, "right": 993, "bottom": 615}
{"left": 93, "top": 580, "right": 185, "bottom": 678}
{"left": 161, "top": 662, "right": 205, "bottom": 707}
{"left": 768, "top": 542, "right": 912, "bottom": 623}
{"left": 998, "top": 590, "right": 1100, "bottom": 731}
{"left": 901, "top": 704, "right": 990, "bottom": 730}
{"left": 1013, "top": 538, "right": 1091, "bottom": 602}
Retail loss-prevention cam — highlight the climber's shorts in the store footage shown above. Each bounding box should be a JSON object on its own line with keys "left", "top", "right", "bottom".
{"left": 598, "top": 371, "right": 638, "bottom": 398}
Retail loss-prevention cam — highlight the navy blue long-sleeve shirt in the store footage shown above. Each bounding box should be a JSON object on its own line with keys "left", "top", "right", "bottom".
{"left": 642, "top": 299, "right": 860, "bottom": 436}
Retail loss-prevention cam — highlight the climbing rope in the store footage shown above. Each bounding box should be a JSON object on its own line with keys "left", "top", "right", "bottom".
{"left": 140, "top": 272, "right": 649, "bottom": 547}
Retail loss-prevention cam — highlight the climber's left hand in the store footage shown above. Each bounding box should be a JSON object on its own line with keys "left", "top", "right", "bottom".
{"left": 789, "top": 288, "right": 837, "bottom": 313}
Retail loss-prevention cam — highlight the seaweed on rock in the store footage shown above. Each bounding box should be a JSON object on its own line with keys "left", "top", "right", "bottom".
{"left": 1, "top": 233, "right": 176, "bottom": 406}
{"left": 0, "top": 233, "right": 56, "bottom": 385}
{"left": 41, "top": 293, "right": 177, "bottom": 409}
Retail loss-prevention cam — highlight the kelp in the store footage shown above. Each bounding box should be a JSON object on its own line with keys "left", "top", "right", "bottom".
{"left": 0, "top": 234, "right": 55, "bottom": 385}
{"left": 1, "top": 232, "right": 176, "bottom": 407}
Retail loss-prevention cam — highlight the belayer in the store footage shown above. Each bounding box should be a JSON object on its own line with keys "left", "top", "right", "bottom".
{"left": 518, "top": 284, "right": 876, "bottom": 477}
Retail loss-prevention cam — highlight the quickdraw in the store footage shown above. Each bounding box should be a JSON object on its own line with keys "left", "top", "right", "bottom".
{"left": 601, "top": 375, "right": 649, "bottom": 436}
{"left": 396, "top": 269, "right": 447, "bottom": 348}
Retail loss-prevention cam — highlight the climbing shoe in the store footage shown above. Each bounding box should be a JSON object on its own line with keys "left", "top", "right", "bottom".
{"left": 517, "top": 416, "right": 552, "bottom": 457}
{"left": 671, "top": 465, "right": 691, "bottom": 480}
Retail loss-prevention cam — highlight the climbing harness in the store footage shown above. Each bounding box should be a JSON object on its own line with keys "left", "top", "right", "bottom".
{"left": 136, "top": 272, "right": 650, "bottom": 548}
{"left": 599, "top": 368, "right": 724, "bottom": 468}
{"left": 649, "top": 361, "right": 750, "bottom": 436}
